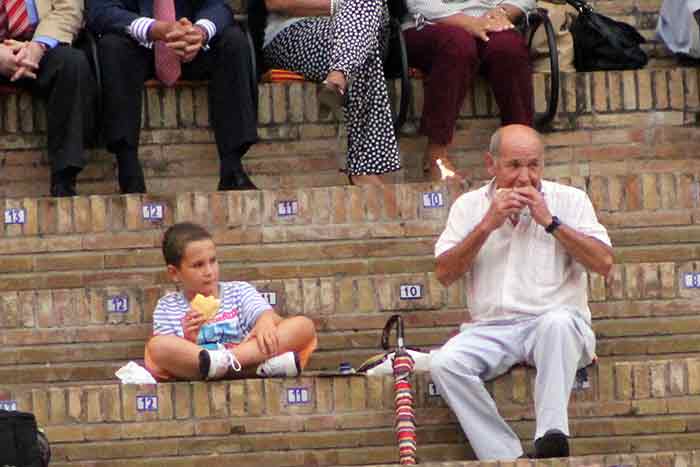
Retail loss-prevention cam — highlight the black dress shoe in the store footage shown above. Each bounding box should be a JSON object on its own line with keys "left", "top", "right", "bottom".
{"left": 218, "top": 168, "right": 258, "bottom": 191}
{"left": 50, "top": 168, "right": 78, "bottom": 197}
{"left": 50, "top": 181, "right": 77, "bottom": 197}
{"left": 534, "top": 429, "right": 569, "bottom": 458}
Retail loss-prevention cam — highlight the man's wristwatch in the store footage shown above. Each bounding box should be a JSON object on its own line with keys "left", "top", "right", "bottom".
{"left": 545, "top": 216, "right": 561, "bottom": 234}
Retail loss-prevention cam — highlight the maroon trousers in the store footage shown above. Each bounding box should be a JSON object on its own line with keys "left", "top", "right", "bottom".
{"left": 404, "top": 24, "right": 534, "bottom": 145}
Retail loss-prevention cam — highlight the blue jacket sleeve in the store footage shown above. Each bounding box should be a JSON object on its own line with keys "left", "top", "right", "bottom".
{"left": 87, "top": 0, "right": 141, "bottom": 36}
{"left": 193, "top": 0, "right": 233, "bottom": 37}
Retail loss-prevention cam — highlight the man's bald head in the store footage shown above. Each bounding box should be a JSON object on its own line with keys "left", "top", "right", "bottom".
{"left": 488, "top": 124, "right": 544, "bottom": 160}
{"left": 486, "top": 124, "right": 546, "bottom": 190}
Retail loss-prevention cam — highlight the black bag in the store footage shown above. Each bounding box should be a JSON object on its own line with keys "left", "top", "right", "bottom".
{"left": 0, "top": 410, "right": 51, "bottom": 467}
{"left": 566, "top": 0, "right": 647, "bottom": 71}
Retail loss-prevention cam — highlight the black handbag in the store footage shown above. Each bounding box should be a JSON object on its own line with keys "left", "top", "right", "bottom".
{"left": 566, "top": 0, "right": 647, "bottom": 71}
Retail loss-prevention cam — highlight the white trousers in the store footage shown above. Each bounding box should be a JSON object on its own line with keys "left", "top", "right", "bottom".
{"left": 430, "top": 308, "right": 596, "bottom": 461}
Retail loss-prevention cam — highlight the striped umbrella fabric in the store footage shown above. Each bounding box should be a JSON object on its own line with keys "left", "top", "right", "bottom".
{"left": 393, "top": 350, "right": 416, "bottom": 464}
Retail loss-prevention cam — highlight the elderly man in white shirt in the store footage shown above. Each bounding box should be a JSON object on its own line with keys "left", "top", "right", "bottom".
{"left": 431, "top": 124, "right": 613, "bottom": 460}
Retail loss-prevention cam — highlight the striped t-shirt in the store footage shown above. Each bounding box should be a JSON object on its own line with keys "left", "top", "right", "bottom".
{"left": 152, "top": 281, "right": 270, "bottom": 347}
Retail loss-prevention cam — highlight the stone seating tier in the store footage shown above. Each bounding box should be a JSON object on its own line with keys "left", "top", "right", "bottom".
{"left": 1, "top": 357, "right": 699, "bottom": 465}
{"left": 0, "top": 66, "right": 698, "bottom": 197}
{"left": 0, "top": 175, "right": 698, "bottom": 384}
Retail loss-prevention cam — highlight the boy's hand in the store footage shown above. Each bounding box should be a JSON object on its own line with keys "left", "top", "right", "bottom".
{"left": 182, "top": 310, "right": 205, "bottom": 343}
{"left": 246, "top": 314, "right": 279, "bottom": 356}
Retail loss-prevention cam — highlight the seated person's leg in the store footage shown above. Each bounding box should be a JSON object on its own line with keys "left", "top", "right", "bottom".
{"left": 479, "top": 29, "right": 533, "bottom": 126}
{"left": 404, "top": 24, "right": 476, "bottom": 182}
{"left": 97, "top": 33, "right": 151, "bottom": 194}
{"left": 31, "top": 46, "right": 97, "bottom": 197}
{"left": 145, "top": 315, "right": 316, "bottom": 381}
{"left": 525, "top": 309, "right": 596, "bottom": 457}
{"left": 430, "top": 324, "right": 524, "bottom": 460}
{"left": 263, "top": 2, "right": 400, "bottom": 187}
{"left": 184, "top": 24, "right": 258, "bottom": 191}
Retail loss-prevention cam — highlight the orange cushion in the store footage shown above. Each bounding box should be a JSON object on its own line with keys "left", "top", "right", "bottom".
{"left": 261, "top": 69, "right": 306, "bottom": 83}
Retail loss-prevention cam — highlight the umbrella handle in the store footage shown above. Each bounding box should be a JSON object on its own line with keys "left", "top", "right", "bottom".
{"left": 382, "top": 314, "right": 405, "bottom": 350}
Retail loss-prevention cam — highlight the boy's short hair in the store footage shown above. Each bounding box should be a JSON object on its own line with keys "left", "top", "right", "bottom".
{"left": 162, "top": 222, "right": 213, "bottom": 267}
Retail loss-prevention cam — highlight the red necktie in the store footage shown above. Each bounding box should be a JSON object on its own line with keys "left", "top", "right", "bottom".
{"left": 7, "top": 0, "right": 30, "bottom": 38}
{"left": 0, "top": 0, "right": 31, "bottom": 40}
{"left": 153, "top": 0, "right": 181, "bottom": 86}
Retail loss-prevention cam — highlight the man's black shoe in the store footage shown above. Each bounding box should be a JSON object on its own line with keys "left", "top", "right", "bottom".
{"left": 534, "top": 429, "right": 569, "bottom": 458}
{"left": 50, "top": 169, "right": 78, "bottom": 197}
{"left": 218, "top": 168, "right": 258, "bottom": 191}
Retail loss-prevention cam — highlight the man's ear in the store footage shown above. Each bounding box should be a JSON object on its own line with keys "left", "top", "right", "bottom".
{"left": 485, "top": 152, "right": 496, "bottom": 177}
{"left": 166, "top": 264, "right": 180, "bottom": 283}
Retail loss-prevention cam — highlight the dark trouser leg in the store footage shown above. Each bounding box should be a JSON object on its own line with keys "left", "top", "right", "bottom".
{"left": 29, "top": 46, "right": 97, "bottom": 195}
{"left": 404, "top": 24, "right": 477, "bottom": 146}
{"left": 98, "top": 33, "right": 151, "bottom": 193}
{"left": 184, "top": 24, "right": 258, "bottom": 190}
{"left": 479, "top": 30, "right": 533, "bottom": 126}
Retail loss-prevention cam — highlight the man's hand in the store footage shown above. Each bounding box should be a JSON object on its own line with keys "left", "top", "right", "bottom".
{"left": 462, "top": 14, "right": 513, "bottom": 42}
{"left": 165, "top": 18, "right": 206, "bottom": 62}
{"left": 150, "top": 19, "right": 188, "bottom": 42}
{"left": 514, "top": 186, "right": 553, "bottom": 227}
{"left": 11, "top": 41, "right": 44, "bottom": 81}
{"left": 244, "top": 313, "right": 279, "bottom": 356}
{"left": 482, "top": 188, "right": 528, "bottom": 231}
{"left": 0, "top": 44, "right": 19, "bottom": 78}
{"left": 482, "top": 7, "right": 514, "bottom": 32}
{"left": 182, "top": 309, "right": 206, "bottom": 343}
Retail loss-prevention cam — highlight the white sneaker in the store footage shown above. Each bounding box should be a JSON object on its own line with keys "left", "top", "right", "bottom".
{"left": 256, "top": 352, "right": 300, "bottom": 378}
{"left": 199, "top": 345, "right": 242, "bottom": 380}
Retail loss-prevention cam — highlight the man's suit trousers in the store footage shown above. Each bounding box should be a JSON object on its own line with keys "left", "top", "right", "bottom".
{"left": 0, "top": 45, "right": 97, "bottom": 175}
{"left": 97, "top": 24, "right": 258, "bottom": 177}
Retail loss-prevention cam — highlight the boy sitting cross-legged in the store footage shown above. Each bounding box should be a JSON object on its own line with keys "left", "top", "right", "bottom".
{"left": 145, "top": 222, "right": 317, "bottom": 381}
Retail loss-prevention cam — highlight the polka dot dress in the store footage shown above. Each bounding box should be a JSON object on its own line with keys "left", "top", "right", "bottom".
{"left": 263, "top": 0, "right": 402, "bottom": 176}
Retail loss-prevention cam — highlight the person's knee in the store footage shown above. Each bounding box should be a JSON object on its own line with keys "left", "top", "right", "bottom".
{"left": 430, "top": 347, "right": 457, "bottom": 379}
{"left": 98, "top": 33, "right": 133, "bottom": 57}
{"left": 434, "top": 26, "right": 477, "bottom": 67}
{"left": 485, "top": 30, "right": 529, "bottom": 63}
{"left": 216, "top": 25, "right": 249, "bottom": 57}
{"left": 294, "top": 315, "right": 316, "bottom": 341}
{"left": 48, "top": 47, "right": 92, "bottom": 78}
{"left": 145, "top": 335, "right": 173, "bottom": 362}
{"left": 538, "top": 311, "right": 577, "bottom": 336}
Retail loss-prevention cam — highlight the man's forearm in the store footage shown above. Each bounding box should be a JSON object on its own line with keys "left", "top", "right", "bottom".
{"left": 551, "top": 224, "right": 613, "bottom": 276}
{"left": 435, "top": 221, "right": 491, "bottom": 287}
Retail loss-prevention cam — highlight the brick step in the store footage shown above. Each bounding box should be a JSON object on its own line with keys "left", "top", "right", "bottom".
{"left": 1, "top": 357, "right": 698, "bottom": 464}
{"left": 334, "top": 451, "right": 700, "bottom": 467}
{"left": 43, "top": 447, "right": 700, "bottom": 467}
{"left": 1, "top": 65, "right": 699, "bottom": 197}
{"left": 2, "top": 242, "right": 698, "bottom": 292}
{"left": 1, "top": 306, "right": 699, "bottom": 384}
{"left": 1, "top": 175, "right": 697, "bottom": 243}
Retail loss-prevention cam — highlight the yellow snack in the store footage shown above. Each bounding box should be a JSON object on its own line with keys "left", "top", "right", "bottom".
{"left": 191, "top": 294, "right": 220, "bottom": 321}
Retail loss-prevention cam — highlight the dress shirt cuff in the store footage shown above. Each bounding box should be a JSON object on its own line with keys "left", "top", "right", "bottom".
{"left": 195, "top": 19, "right": 216, "bottom": 46}
{"left": 128, "top": 17, "right": 156, "bottom": 48}
{"left": 33, "top": 36, "right": 59, "bottom": 49}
